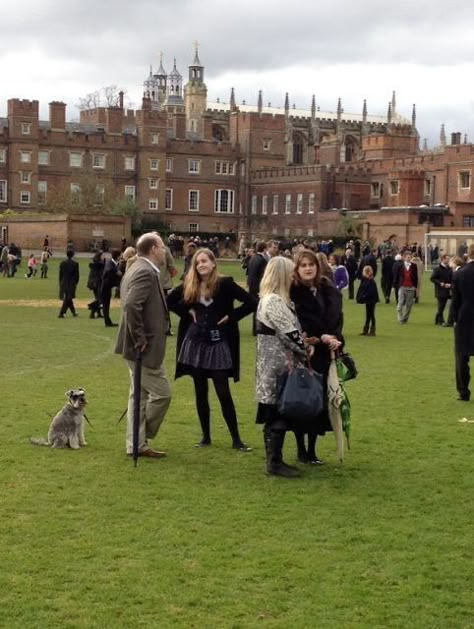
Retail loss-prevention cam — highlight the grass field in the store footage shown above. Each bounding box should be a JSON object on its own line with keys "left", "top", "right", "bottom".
{"left": 1, "top": 258, "right": 473, "bottom": 628}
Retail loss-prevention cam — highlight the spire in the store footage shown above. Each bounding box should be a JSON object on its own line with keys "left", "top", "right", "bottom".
{"left": 440, "top": 123, "right": 446, "bottom": 147}
{"left": 230, "top": 87, "right": 236, "bottom": 112}
{"left": 192, "top": 40, "right": 202, "bottom": 66}
{"left": 387, "top": 102, "right": 392, "bottom": 124}
{"left": 311, "top": 94, "right": 316, "bottom": 119}
{"left": 464, "top": 133, "right": 468, "bottom": 144}
{"left": 423, "top": 138, "right": 428, "bottom": 151}
{"left": 149, "top": 64, "right": 153, "bottom": 76}
{"left": 391, "top": 90, "right": 396, "bottom": 117}
{"left": 412, "top": 103, "right": 417, "bottom": 128}
{"left": 157, "top": 52, "right": 166, "bottom": 77}
{"left": 258, "top": 90, "right": 263, "bottom": 114}
{"left": 362, "top": 99, "right": 367, "bottom": 123}
{"left": 337, "top": 97, "right": 342, "bottom": 123}
{"left": 284, "top": 92, "right": 289, "bottom": 115}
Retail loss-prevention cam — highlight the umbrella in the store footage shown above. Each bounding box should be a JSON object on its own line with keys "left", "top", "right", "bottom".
{"left": 327, "top": 351, "right": 352, "bottom": 462}
{"left": 132, "top": 348, "right": 143, "bottom": 467}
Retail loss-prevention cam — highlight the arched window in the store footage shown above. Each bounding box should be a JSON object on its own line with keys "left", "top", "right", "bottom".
{"left": 212, "top": 125, "right": 226, "bottom": 142}
{"left": 293, "top": 132, "right": 304, "bottom": 165}
{"left": 344, "top": 136, "right": 357, "bottom": 162}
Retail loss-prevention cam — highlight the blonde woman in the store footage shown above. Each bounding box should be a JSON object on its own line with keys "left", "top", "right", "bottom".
{"left": 167, "top": 248, "right": 256, "bottom": 450}
{"left": 256, "top": 256, "right": 312, "bottom": 478}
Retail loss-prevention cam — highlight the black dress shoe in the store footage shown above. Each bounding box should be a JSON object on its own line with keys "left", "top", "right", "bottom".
{"left": 458, "top": 396, "right": 470, "bottom": 402}
{"left": 195, "top": 439, "right": 211, "bottom": 448}
{"left": 232, "top": 442, "right": 252, "bottom": 452}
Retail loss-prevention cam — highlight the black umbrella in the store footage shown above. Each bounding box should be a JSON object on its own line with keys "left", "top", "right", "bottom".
{"left": 132, "top": 348, "right": 143, "bottom": 467}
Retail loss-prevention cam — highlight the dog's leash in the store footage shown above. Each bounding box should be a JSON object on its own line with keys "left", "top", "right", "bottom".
{"left": 116, "top": 408, "right": 127, "bottom": 425}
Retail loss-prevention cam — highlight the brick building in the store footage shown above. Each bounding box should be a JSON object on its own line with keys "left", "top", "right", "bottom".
{"left": 1, "top": 46, "right": 474, "bottom": 246}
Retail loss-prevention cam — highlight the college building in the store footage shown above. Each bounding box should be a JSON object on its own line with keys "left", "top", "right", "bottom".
{"left": 1, "top": 46, "right": 474, "bottom": 247}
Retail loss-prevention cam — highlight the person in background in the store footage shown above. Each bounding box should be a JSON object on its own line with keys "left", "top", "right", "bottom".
{"left": 315, "top": 252, "right": 334, "bottom": 283}
{"left": 344, "top": 249, "right": 358, "bottom": 300}
{"left": 430, "top": 253, "right": 453, "bottom": 325}
{"left": 451, "top": 244, "right": 474, "bottom": 401}
{"left": 356, "top": 265, "right": 379, "bottom": 336}
{"left": 25, "top": 254, "right": 38, "bottom": 278}
{"left": 87, "top": 250, "right": 104, "bottom": 319}
{"left": 247, "top": 241, "right": 268, "bottom": 336}
{"left": 392, "top": 253, "right": 403, "bottom": 304}
{"left": 394, "top": 250, "right": 418, "bottom": 324}
{"left": 446, "top": 256, "right": 465, "bottom": 326}
{"left": 358, "top": 248, "right": 377, "bottom": 278}
{"left": 266, "top": 239, "right": 280, "bottom": 259}
{"left": 1, "top": 243, "right": 9, "bottom": 277}
{"left": 159, "top": 243, "right": 178, "bottom": 336}
{"left": 58, "top": 249, "right": 79, "bottom": 318}
{"left": 331, "top": 254, "right": 349, "bottom": 292}
{"left": 291, "top": 250, "right": 343, "bottom": 465}
{"left": 40, "top": 247, "right": 51, "bottom": 279}
{"left": 411, "top": 251, "right": 423, "bottom": 303}
{"left": 381, "top": 249, "right": 395, "bottom": 304}
{"left": 101, "top": 249, "right": 122, "bottom": 327}
{"left": 182, "top": 241, "right": 197, "bottom": 279}
{"left": 167, "top": 248, "right": 256, "bottom": 451}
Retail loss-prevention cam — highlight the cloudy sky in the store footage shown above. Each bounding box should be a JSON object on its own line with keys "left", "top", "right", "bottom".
{"left": 1, "top": 0, "right": 473, "bottom": 147}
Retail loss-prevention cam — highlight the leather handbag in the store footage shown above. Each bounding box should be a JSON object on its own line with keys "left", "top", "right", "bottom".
{"left": 277, "top": 363, "right": 324, "bottom": 422}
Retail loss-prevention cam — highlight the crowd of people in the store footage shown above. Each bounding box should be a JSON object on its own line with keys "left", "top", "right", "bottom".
{"left": 4, "top": 229, "right": 474, "bottom": 473}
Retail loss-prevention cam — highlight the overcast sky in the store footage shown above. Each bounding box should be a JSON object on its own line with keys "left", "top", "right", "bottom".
{"left": 1, "top": 0, "right": 473, "bottom": 147}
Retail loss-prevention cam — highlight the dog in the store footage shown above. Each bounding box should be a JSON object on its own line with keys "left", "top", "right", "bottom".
{"left": 30, "top": 388, "right": 88, "bottom": 449}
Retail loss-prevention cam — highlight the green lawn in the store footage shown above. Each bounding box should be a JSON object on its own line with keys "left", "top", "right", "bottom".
{"left": 0, "top": 260, "right": 473, "bottom": 628}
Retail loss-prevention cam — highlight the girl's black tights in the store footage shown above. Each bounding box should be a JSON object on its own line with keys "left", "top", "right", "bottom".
{"left": 192, "top": 370, "right": 242, "bottom": 445}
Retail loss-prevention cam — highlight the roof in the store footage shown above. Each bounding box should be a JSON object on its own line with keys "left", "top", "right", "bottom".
{"left": 207, "top": 101, "right": 410, "bottom": 124}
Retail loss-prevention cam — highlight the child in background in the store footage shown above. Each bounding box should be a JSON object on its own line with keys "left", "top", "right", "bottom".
{"left": 356, "top": 265, "right": 379, "bottom": 336}
{"left": 26, "top": 254, "right": 38, "bottom": 278}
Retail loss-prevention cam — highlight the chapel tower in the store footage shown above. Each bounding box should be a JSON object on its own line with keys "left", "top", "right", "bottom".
{"left": 184, "top": 43, "right": 208, "bottom": 136}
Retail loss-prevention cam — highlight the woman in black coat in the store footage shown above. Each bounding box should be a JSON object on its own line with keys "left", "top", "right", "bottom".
{"left": 167, "top": 248, "right": 257, "bottom": 450}
{"left": 290, "top": 249, "right": 343, "bottom": 464}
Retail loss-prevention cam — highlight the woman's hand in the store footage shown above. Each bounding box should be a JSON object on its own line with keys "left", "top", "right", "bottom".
{"left": 217, "top": 315, "right": 229, "bottom": 326}
{"left": 321, "top": 334, "right": 342, "bottom": 351}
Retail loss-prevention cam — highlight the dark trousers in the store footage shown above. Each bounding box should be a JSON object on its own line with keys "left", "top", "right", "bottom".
{"left": 192, "top": 369, "right": 243, "bottom": 445}
{"left": 101, "top": 289, "right": 113, "bottom": 325}
{"left": 435, "top": 296, "right": 449, "bottom": 324}
{"left": 382, "top": 277, "right": 392, "bottom": 302}
{"left": 348, "top": 278, "right": 355, "bottom": 300}
{"left": 455, "top": 349, "right": 471, "bottom": 399}
{"left": 365, "top": 303, "right": 376, "bottom": 329}
{"left": 60, "top": 297, "right": 76, "bottom": 316}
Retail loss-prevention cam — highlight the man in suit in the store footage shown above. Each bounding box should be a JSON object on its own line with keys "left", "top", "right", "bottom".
{"left": 58, "top": 249, "right": 79, "bottom": 318}
{"left": 452, "top": 244, "right": 474, "bottom": 401}
{"left": 381, "top": 250, "right": 395, "bottom": 304}
{"left": 101, "top": 249, "right": 122, "bottom": 327}
{"left": 344, "top": 249, "right": 358, "bottom": 300}
{"left": 394, "top": 250, "right": 418, "bottom": 324}
{"left": 247, "top": 241, "right": 268, "bottom": 335}
{"left": 430, "top": 254, "right": 453, "bottom": 325}
{"left": 115, "top": 232, "right": 172, "bottom": 458}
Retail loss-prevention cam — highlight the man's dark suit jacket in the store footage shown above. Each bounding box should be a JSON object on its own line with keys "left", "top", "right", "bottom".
{"left": 358, "top": 253, "right": 377, "bottom": 278}
{"left": 59, "top": 258, "right": 79, "bottom": 300}
{"left": 247, "top": 253, "right": 268, "bottom": 296}
{"left": 394, "top": 262, "right": 418, "bottom": 289}
{"left": 452, "top": 261, "right": 474, "bottom": 356}
{"left": 430, "top": 264, "right": 453, "bottom": 299}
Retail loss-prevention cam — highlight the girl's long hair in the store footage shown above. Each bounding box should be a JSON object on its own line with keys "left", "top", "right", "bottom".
{"left": 315, "top": 252, "right": 333, "bottom": 282}
{"left": 259, "top": 256, "right": 295, "bottom": 304}
{"left": 293, "top": 249, "right": 328, "bottom": 287}
{"left": 183, "top": 248, "right": 220, "bottom": 303}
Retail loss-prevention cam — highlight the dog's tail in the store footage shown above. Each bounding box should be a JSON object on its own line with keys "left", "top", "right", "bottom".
{"left": 29, "top": 437, "right": 49, "bottom": 446}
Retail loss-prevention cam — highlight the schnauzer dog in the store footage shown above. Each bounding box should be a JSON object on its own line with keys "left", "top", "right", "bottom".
{"left": 30, "top": 388, "right": 88, "bottom": 449}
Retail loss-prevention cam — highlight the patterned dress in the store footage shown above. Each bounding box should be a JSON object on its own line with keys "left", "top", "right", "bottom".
{"left": 256, "top": 293, "right": 307, "bottom": 427}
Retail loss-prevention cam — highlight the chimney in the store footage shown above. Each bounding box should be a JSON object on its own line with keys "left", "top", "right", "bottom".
{"left": 49, "top": 101, "right": 66, "bottom": 130}
{"left": 105, "top": 106, "right": 123, "bottom": 134}
{"left": 119, "top": 90, "right": 124, "bottom": 109}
